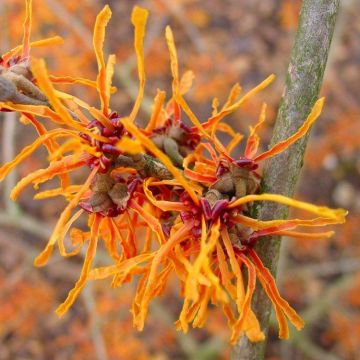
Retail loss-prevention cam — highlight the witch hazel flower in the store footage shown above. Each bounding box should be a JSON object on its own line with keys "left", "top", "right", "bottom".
{"left": 0, "top": 1, "right": 347, "bottom": 345}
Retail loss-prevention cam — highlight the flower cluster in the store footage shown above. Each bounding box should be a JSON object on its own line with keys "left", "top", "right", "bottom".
{"left": 0, "top": 1, "right": 347, "bottom": 344}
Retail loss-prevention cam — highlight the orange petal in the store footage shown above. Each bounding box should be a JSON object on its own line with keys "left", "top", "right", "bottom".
{"left": 21, "top": 0, "right": 32, "bottom": 60}
{"left": 58, "top": 209, "right": 84, "bottom": 257}
{"left": 140, "top": 222, "right": 193, "bottom": 325}
{"left": 33, "top": 166, "right": 98, "bottom": 267}
{"left": 221, "top": 228, "right": 246, "bottom": 311}
{"left": 49, "top": 75, "right": 117, "bottom": 93}
{"left": 88, "top": 253, "right": 154, "bottom": 280}
{"left": 185, "top": 218, "right": 220, "bottom": 302}
{"left": 249, "top": 249, "right": 305, "bottom": 335}
{"left": 34, "top": 185, "right": 82, "bottom": 200}
{"left": 31, "top": 59, "right": 105, "bottom": 133}
{"left": 216, "top": 241, "right": 237, "bottom": 299}
{"left": 230, "top": 253, "right": 257, "bottom": 344}
{"left": 202, "top": 75, "right": 275, "bottom": 131}
{"left": 179, "top": 70, "right": 195, "bottom": 95}
{"left": 143, "top": 178, "right": 188, "bottom": 212}
{"left": 0, "top": 102, "right": 108, "bottom": 143}
{"left": 245, "top": 103, "right": 267, "bottom": 158}
{"left": 229, "top": 193, "right": 347, "bottom": 222}
{"left": 0, "top": 129, "right": 77, "bottom": 182}
{"left": 128, "top": 199, "right": 166, "bottom": 244}
{"left": 93, "top": 5, "right": 112, "bottom": 116}
{"left": 129, "top": 6, "right": 149, "bottom": 122}
{"left": 10, "top": 153, "right": 89, "bottom": 200}
{"left": 2, "top": 36, "right": 64, "bottom": 65}
{"left": 222, "top": 83, "right": 242, "bottom": 110}
{"left": 254, "top": 98, "right": 324, "bottom": 162}
{"left": 55, "top": 214, "right": 101, "bottom": 316}
{"left": 233, "top": 214, "right": 342, "bottom": 230}
{"left": 121, "top": 118, "right": 199, "bottom": 205}
{"left": 145, "top": 90, "right": 166, "bottom": 132}
{"left": 274, "top": 230, "right": 334, "bottom": 240}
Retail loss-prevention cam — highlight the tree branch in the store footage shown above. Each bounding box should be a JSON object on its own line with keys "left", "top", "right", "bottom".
{"left": 231, "top": 1, "right": 340, "bottom": 359}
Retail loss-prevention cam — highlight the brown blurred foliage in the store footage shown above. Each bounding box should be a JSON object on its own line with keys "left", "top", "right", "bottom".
{"left": 0, "top": 0, "right": 359, "bottom": 359}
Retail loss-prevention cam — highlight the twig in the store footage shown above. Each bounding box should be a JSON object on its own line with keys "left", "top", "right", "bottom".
{"left": 287, "top": 257, "right": 360, "bottom": 278}
{"left": 1, "top": 111, "right": 19, "bottom": 215}
{"left": 82, "top": 283, "right": 109, "bottom": 360}
{"left": 0, "top": 2, "right": 19, "bottom": 216}
{"left": 301, "top": 274, "right": 354, "bottom": 324}
{"left": 232, "top": 1, "right": 340, "bottom": 359}
{"left": 0, "top": 210, "right": 53, "bottom": 240}
{"left": 287, "top": 329, "right": 341, "bottom": 360}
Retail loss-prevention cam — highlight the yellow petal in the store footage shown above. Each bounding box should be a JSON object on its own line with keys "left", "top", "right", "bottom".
{"left": 229, "top": 193, "right": 347, "bottom": 222}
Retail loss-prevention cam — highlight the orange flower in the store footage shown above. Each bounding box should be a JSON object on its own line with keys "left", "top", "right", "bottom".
{"left": 0, "top": 2, "right": 348, "bottom": 346}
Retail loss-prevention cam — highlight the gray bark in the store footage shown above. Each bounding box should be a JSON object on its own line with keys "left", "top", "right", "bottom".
{"left": 231, "top": 0, "right": 340, "bottom": 359}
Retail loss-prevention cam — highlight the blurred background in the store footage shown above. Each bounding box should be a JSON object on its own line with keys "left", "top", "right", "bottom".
{"left": 0, "top": 0, "right": 359, "bottom": 359}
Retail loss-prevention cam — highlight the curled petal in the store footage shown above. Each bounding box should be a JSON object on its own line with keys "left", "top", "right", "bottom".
{"left": 139, "top": 221, "right": 193, "bottom": 329}
{"left": 56, "top": 214, "right": 101, "bottom": 316}
{"left": 33, "top": 166, "right": 98, "bottom": 266}
{"left": 254, "top": 98, "right": 325, "bottom": 162}
{"left": 128, "top": 199, "right": 166, "bottom": 244}
{"left": 10, "top": 154, "right": 91, "bottom": 200}
{"left": 248, "top": 249, "right": 305, "bottom": 337}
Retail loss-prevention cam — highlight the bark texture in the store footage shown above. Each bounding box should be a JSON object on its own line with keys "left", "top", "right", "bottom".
{"left": 231, "top": 0, "right": 340, "bottom": 359}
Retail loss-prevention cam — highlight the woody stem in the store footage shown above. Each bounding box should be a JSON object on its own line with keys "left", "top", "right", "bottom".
{"left": 231, "top": 0, "right": 340, "bottom": 359}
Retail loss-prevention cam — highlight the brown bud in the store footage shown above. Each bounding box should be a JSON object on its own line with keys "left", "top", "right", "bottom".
{"left": 234, "top": 178, "right": 247, "bottom": 198}
{"left": 228, "top": 224, "right": 253, "bottom": 245}
{"left": 90, "top": 173, "right": 115, "bottom": 192}
{"left": 246, "top": 172, "right": 260, "bottom": 195}
{"left": 151, "top": 134, "right": 165, "bottom": 148}
{"left": 205, "top": 189, "right": 227, "bottom": 207}
{"left": 10, "top": 64, "right": 33, "bottom": 80}
{"left": 168, "top": 125, "right": 185, "bottom": 142}
{"left": 3, "top": 71, "right": 47, "bottom": 102}
{"left": 163, "top": 137, "right": 184, "bottom": 167}
{"left": 230, "top": 164, "right": 259, "bottom": 197}
{"left": 210, "top": 172, "right": 234, "bottom": 194}
{"left": 0, "top": 75, "right": 17, "bottom": 102}
{"left": 89, "top": 192, "right": 113, "bottom": 212}
{"left": 108, "top": 183, "right": 130, "bottom": 209}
